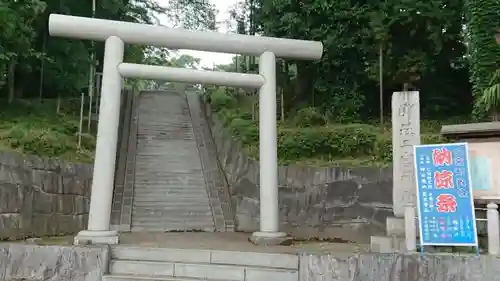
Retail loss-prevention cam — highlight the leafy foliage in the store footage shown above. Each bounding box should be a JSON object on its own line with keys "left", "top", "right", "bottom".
{"left": 0, "top": 99, "right": 95, "bottom": 162}
{"left": 207, "top": 87, "right": 448, "bottom": 167}
{"left": 292, "top": 107, "right": 326, "bottom": 127}
{"left": 477, "top": 69, "right": 500, "bottom": 118}
{"left": 222, "top": 0, "right": 474, "bottom": 121}
{"left": 0, "top": 0, "right": 217, "bottom": 102}
{"left": 466, "top": 0, "right": 500, "bottom": 117}
{"left": 0, "top": 0, "right": 497, "bottom": 166}
{"left": 0, "top": 0, "right": 217, "bottom": 161}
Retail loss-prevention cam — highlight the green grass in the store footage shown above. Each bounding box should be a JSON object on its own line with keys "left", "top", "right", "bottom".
{"left": 0, "top": 98, "right": 95, "bottom": 163}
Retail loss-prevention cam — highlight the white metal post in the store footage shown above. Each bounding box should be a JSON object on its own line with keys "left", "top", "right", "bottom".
{"left": 74, "top": 36, "right": 124, "bottom": 245}
{"left": 249, "top": 51, "right": 288, "bottom": 245}
{"left": 404, "top": 203, "right": 417, "bottom": 252}
{"left": 487, "top": 202, "right": 500, "bottom": 255}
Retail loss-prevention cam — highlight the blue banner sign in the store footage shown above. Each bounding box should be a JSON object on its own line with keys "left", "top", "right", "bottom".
{"left": 413, "top": 143, "right": 478, "bottom": 247}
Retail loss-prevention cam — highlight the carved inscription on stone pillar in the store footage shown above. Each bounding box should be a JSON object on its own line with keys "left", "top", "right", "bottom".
{"left": 392, "top": 91, "right": 420, "bottom": 217}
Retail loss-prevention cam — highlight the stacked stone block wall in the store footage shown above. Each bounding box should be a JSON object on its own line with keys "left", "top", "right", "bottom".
{"left": 0, "top": 151, "right": 92, "bottom": 240}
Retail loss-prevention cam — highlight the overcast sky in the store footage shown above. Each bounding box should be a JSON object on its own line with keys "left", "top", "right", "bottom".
{"left": 156, "top": 0, "right": 237, "bottom": 68}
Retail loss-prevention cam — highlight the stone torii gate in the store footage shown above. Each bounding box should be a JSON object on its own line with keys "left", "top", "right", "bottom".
{"left": 48, "top": 14, "right": 323, "bottom": 245}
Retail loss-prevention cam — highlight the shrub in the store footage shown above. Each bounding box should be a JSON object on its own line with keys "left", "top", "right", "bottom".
{"left": 0, "top": 124, "right": 74, "bottom": 156}
{"left": 209, "top": 87, "right": 236, "bottom": 111}
{"left": 292, "top": 107, "right": 326, "bottom": 127}
{"left": 228, "top": 120, "right": 450, "bottom": 165}
{"left": 372, "top": 133, "right": 448, "bottom": 162}
{"left": 278, "top": 124, "right": 379, "bottom": 161}
{"left": 228, "top": 118, "right": 258, "bottom": 145}
{"left": 422, "top": 133, "right": 449, "bottom": 146}
{"left": 373, "top": 134, "right": 392, "bottom": 162}
{"left": 217, "top": 108, "right": 246, "bottom": 126}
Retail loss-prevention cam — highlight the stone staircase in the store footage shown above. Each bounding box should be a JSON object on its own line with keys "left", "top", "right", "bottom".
{"left": 103, "top": 246, "right": 299, "bottom": 281}
{"left": 111, "top": 90, "right": 234, "bottom": 232}
{"left": 131, "top": 91, "right": 214, "bottom": 231}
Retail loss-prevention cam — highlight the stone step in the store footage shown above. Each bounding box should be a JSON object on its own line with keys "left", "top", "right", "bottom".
{"left": 134, "top": 185, "right": 204, "bottom": 189}
{"left": 134, "top": 165, "right": 201, "bottom": 169}
{"left": 133, "top": 180, "right": 204, "bottom": 184}
{"left": 132, "top": 204, "right": 211, "bottom": 210}
{"left": 134, "top": 186, "right": 204, "bottom": 191}
{"left": 134, "top": 174, "right": 203, "bottom": 179}
{"left": 132, "top": 196, "right": 210, "bottom": 203}
{"left": 111, "top": 246, "right": 298, "bottom": 269}
{"left": 131, "top": 208, "right": 212, "bottom": 215}
{"left": 132, "top": 197, "right": 209, "bottom": 203}
{"left": 132, "top": 202, "right": 211, "bottom": 208}
{"left": 134, "top": 179, "right": 204, "bottom": 183}
{"left": 130, "top": 215, "right": 213, "bottom": 222}
{"left": 134, "top": 162, "right": 201, "bottom": 166}
{"left": 131, "top": 214, "right": 213, "bottom": 222}
{"left": 130, "top": 217, "right": 213, "bottom": 225}
{"left": 132, "top": 195, "right": 208, "bottom": 200}
{"left": 131, "top": 208, "right": 210, "bottom": 214}
{"left": 133, "top": 187, "right": 206, "bottom": 192}
{"left": 134, "top": 180, "right": 203, "bottom": 183}
{"left": 132, "top": 195, "right": 209, "bottom": 201}
{"left": 134, "top": 169, "right": 204, "bottom": 174}
{"left": 109, "top": 260, "right": 298, "bottom": 281}
{"left": 130, "top": 225, "right": 214, "bottom": 232}
{"left": 134, "top": 182, "right": 204, "bottom": 185}
{"left": 135, "top": 155, "right": 199, "bottom": 159}
{"left": 133, "top": 188, "right": 205, "bottom": 192}
{"left": 133, "top": 185, "right": 205, "bottom": 189}
{"left": 103, "top": 274, "right": 235, "bottom": 281}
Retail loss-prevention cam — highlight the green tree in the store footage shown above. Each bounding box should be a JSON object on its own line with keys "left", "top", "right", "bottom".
{"left": 467, "top": 0, "right": 500, "bottom": 118}
{"left": 0, "top": 0, "right": 219, "bottom": 104}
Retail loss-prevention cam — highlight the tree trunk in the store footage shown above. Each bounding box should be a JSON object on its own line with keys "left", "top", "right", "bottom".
{"left": 294, "top": 61, "right": 314, "bottom": 107}
{"left": 7, "top": 59, "right": 16, "bottom": 104}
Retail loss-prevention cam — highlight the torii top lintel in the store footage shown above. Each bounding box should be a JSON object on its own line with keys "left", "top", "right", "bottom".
{"left": 48, "top": 14, "right": 323, "bottom": 60}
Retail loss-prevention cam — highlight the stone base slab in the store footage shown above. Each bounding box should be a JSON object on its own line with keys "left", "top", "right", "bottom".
{"left": 74, "top": 230, "right": 119, "bottom": 245}
{"left": 249, "top": 231, "right": 293, "bottom": 246}
{"left": 370, "top": 235, "right": 406, "bottom": 253}
{"left": 110, "top": 224, "right": 131, "bottom": 232}
{"left": 386, "top": 217, "right": 406, "bottom": 236}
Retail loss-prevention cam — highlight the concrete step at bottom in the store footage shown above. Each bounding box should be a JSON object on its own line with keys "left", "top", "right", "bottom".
{"left": 103, "top": 274, "right": 237, "bottom": 281}
{"left": 110, "top": 246, "right": 299, "bottom": 269}
{"left": 109, "top": 260, "right": 298, "bottom": 281}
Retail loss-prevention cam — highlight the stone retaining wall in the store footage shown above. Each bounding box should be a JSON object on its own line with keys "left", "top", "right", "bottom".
{"left": 300, "top": 252, "right": 500, "bottom": 281}
{"left": 206, "top": 106, "right": 394, "bottom": 243}
{"left": 0, "top": 243, "right": 108, "bottom": 281}
{"left": 0, "top": 151, "right": 92, "bottom": 240}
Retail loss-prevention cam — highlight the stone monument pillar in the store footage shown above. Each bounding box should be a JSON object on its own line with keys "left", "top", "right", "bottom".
{"left": 371, "top": 91, "right": 420, "bottom": 252}
{"left": 392, "top": 91, "right": 420, "bottom": 217}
